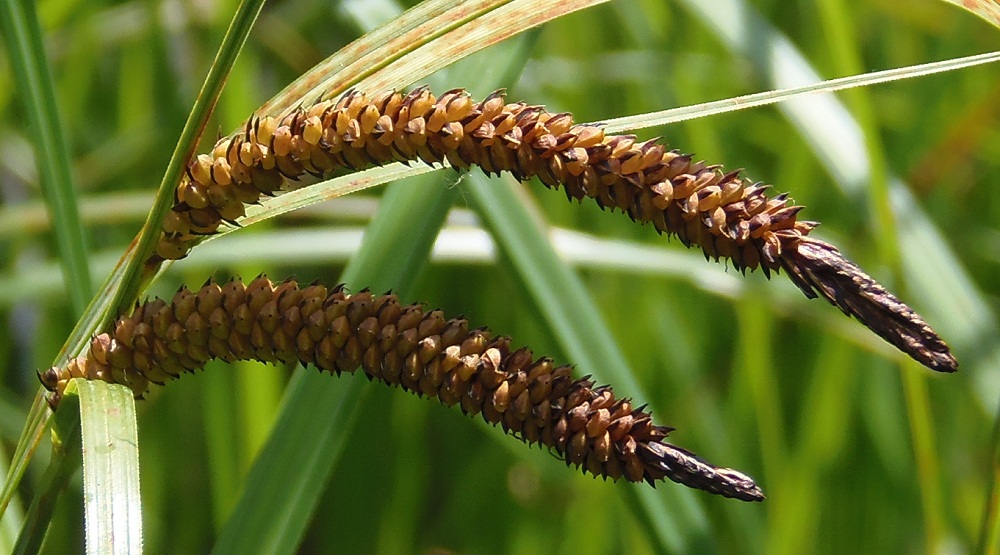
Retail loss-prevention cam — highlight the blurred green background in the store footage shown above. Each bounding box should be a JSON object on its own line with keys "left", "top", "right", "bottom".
{"left": 1, "top": 0, "right": 999, "bottom": 553}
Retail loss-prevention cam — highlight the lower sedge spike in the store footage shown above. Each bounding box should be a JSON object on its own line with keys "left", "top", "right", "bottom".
{"left": 41, "top": 276, "right": 763, "bottom": 502}
{"left": 152, "top": 88, "right": 956, "bottom": 373}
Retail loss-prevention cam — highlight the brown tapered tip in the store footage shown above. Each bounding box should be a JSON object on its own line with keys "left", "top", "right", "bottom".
{"left": 639, "top": 442, "right": 765, "bottom": 502}
{"left": 781, "top": 238, "right": 958, "bottom": 372}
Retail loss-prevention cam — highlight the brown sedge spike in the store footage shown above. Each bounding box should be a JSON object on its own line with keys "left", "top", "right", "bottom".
{"left": 152, "top": 88, "right": 956, "bottom": 373}
{"left": 41, "top": 276, "right": 764, "bottom": 502}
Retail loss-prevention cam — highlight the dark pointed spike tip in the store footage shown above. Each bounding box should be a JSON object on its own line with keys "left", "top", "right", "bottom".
{"left": 785, "top": 238, "right": 958, "bottom": 373}
{"left": 639, "top": 442, "right": 765, "bottom": 502}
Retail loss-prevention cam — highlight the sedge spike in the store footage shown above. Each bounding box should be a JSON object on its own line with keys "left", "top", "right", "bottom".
{"left": 40, "top": 276, "right": 764, "bottom": 502}
{"left": 151, "top": 88, "right": 957, "bottom": 373}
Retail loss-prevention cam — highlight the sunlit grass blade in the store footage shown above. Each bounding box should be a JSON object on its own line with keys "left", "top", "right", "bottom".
{"left": 76, "top": 380, "right": 142, "bottom": 554}
{"left": 214, "top": 164, "right": 438, "bottom": 241}
{"left": 350, "top": 0, "right": 608, "bottom": 94}
{"left": 599, "top": 50, "right": 1000, "bottom": 134}
{"left": 0, "top": 224, "right": 912, "bottom": 369}
{"left": 465, "top": 172, "right": 712, "bottom": 553}
{"left": 0, "top": 446, "right": 24, "bottom": 553}
{"left": 0, "top": 191, "right": 157, "bottom": 237}
{"left": 0, "top": 0, "right": 92, "bottom": 316}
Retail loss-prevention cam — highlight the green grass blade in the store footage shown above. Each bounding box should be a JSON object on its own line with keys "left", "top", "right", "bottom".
{"left": 816, "top": 1, "right": 943, "bottom": 550}
{"left": 599, "top": 51, "right": 1000, "bottom": 134}
{"left": 0, "top": 191, "right": 157, "bottom": 238}
{"left": 0, "top": 0, "right": 92, "bottom": 315}
{"left": 350, "top": 0, "right": 609, "bottom": 94}
{"left": 0, "top": 445, "right": 25, "bottom": 553}
{"left": 76, "top": 380, "right": 142, "bottom": 554}
{"left": 465, "top": 172, "right": 711, "bottom": 553}
{"left": 210, "top": 164, "right": 438, "bottom": 244}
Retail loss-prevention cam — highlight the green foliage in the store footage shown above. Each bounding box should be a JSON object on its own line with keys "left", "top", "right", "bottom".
{"left": 1, "top": 0, "right": 998, "bottom": 553}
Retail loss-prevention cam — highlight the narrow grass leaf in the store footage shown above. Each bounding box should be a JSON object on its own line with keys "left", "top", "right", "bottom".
{"left": 599, "top": 51, "right": 1000, "bottom": 134}
{"left": 77, "top": 380, "right": 142, "bottom": 554}
{"left": 976, "top": 410, "right": 1000, "bottom": 555}
{"left": 218, "top": 164, "right": 437, "bottom": 236}
{"left": 351, "top": 0, "right": 609, "bottom": 94}
{"left": 0, "top": 191, "right": 157, "bottom": 237}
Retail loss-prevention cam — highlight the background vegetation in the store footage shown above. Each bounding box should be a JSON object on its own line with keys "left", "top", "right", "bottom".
{"left": 1, "top": 0, "right": 998, "bottom": 553}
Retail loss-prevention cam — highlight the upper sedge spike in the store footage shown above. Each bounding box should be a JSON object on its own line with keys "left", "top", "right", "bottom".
{"left": 148, "top": 88, "right": 956, "bottom": 373}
